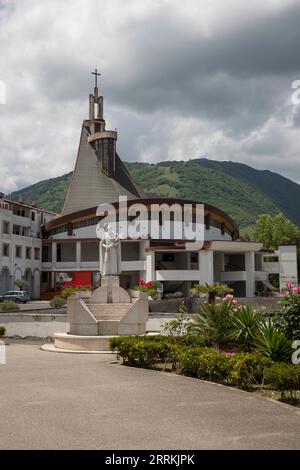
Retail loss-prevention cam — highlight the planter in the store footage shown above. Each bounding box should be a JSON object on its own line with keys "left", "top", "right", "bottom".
{"left": 68, "top": 291, "right": 92, "bottom": 301}
{"left": 129, "top": 289, "right": 148, "bottom": 300}
{"left": 78, "top": 290, "right": 92, "bottom": 299}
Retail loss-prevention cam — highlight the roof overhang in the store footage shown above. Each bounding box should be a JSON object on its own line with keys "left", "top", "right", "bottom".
{"left": 209, "top": 240, "right": 263, "bottom": 253}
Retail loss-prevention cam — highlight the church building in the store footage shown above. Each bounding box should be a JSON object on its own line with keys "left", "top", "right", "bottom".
{"left": 39, "top": 74, "right": 298, "bottom": 299}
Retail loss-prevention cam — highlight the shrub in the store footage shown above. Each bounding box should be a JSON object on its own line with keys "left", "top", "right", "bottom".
{"left": 61, "top": 284, "right": 93, "bottom": 299}
{"left": 188, "top": 299, "right": 235, "bottom": 348}
{"left": 49, "top": 297, "right": 67, "bottom": 308}
{"left": 60, "top": 287, "right": 77, "bottom": 299}
{"left": 0, "top": 300, "right": 20, "bottom": 312}
{"left": 253, "top": 320, "right": 292, "bottom": 362}
{"left": 132, "top": 280, "right": 157, "bottom": 299}
{"left": 228, "top": 353, "right": 272, "bottom": 389}
{"left": 178, "top": 348, "right": 234, "bottom": 383}
{"left": 265, "top": 363, "right": 300, "bottom": 400}
{"left": 0, "top": 326, "right": 5, "bottom": 336}
{"left": 178, "top": 349, "right": 271, "bottom": 388}
{"left": 230, "top": 306, "right": 263, "bottom": 351}
{"left": 164, "top": 291, "right": 183, "bottom": 299}
{"left": 162, "top": 302, "right": 190, "bottom": 336}
{"left": 275, "top": 289, "right": 300, "bottom": 340}
{"left": 110, "top": 336, "right": 180, "bottom": 369}
{"left": 111, "top": 334, "right": 206, "bottom": 347}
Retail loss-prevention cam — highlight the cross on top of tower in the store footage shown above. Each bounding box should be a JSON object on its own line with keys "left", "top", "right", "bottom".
{"left": 91, "top": 68, "right": 101, "bottom": 88}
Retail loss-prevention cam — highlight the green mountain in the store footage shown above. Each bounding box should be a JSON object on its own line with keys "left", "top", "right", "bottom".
{"left": 8, "top": 158, "right": 300, "bottom": 229}
{"left": 8, "top": 173, "right": 73, "bottom": 214}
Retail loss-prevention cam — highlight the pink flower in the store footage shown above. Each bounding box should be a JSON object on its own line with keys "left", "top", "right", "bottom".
{"left": 232, "top": 299, "right": 238, "bottom": 305}
{"left": 223, "top": 294, "right": 233, "bottom": 300}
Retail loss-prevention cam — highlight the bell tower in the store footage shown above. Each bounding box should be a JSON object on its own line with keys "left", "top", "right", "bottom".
{"left": 87, "top": 69, "right": 117, "bottom": 177}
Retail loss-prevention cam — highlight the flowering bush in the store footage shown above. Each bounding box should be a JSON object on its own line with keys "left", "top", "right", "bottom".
{"left": 61, "top": 282, "right": 93, "bottom": 299}
{"left": 63, "top": 281, "right": 92, "bottom": 289}
{"left": 275, "top": 285, "right": 300, "bottom": 340}
{"left": 222, "top": 293, "right": 238, "bottom": 305}
{"left": 132, "top": 280, "right": 157, "bottom": 299}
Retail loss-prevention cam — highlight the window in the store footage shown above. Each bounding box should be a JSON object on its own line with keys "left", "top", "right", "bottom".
{"left": 3, "top": 221, "right": 9, "bottom": 234}
{"left": 16, "top": 246, "right": 22, "bottom": 258}
{"left": 67, "top": 222, "right": 73, "bottom": 236}
{"left": 31, "top": 211, "right": 35, "bottom": 221}
{"left": 162, "top": 253, "right": 175, "bottom": 262}
{"left": 13, "top": 225, "right": 21, "bottom": 235}
{"left": 42, "top": 245, "right": 52, "bottom": 262}
{"left": 41, "top": 271, "right": 49, "bottom": 283}
{"left": 57, "top": 244, "right": 61, "bottom": 262}
{"left": 190, "top": 252, "right": 198, "bottom": 264}
{"left": 26, "top": 247, "right": 31, "bottom": 259}
{"left": 3, "top": 243, "right": 9, "bottom": 257}
{"left": 205, "top": 214, "right": 211, "bottom": 230}
{"left": 34, "top": 247, "right": 40, "bottom": 260}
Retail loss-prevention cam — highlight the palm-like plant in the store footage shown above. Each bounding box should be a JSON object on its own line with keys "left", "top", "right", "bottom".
{"left": 189, "top": 299, "right": 234, "bottom": 348}
{"left": 253, "top": 320, "right": 292, "bottom": 362}
{"left": 190, "top": 283, "right": 234, "bottom": 303}
{"left": 230, "top": 306, "right": 263, "bottom": 351}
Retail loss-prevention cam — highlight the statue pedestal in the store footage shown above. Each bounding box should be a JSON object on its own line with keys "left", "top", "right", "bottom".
{"left": 89, "top": 276, "right": 131, "bottom": 304}
{"left": 43, "top": 276, "right": 149, "bottom": 353}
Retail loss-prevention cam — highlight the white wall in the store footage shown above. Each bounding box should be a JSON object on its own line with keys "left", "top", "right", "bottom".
{"left": 0, "top": 311, "right": 67, "bottom": 337}
{"left": 278, "top": 245, "right": 298, "bottom": 289}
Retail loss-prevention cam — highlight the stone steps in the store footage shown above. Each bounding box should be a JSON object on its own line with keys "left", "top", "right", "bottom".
{"left": 98, "top": 320, "right": 120, "bottom": 336}
{"left": 86, "top": 303, "right": 131, "bottom": 321}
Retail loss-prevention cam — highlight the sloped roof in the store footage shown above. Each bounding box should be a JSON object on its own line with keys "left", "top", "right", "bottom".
{"left": 62, "top": 124, "right": 145, "bottom": 216}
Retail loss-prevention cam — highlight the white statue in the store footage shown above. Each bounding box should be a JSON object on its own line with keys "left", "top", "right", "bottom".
{"left": 100, "top": 224, "right": 121, "bottom": 276}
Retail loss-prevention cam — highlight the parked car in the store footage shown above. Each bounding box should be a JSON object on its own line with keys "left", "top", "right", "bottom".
{"left": 0, "top": 291, "right": 30, "bottom": 303}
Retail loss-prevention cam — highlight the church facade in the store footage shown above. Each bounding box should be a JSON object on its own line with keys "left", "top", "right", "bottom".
{"left": 39, "top": 78, "right": 298, "bottom": 299}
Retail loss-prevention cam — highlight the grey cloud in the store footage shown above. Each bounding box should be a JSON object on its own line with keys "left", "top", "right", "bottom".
{"left": 1, "top": 0, "right": 300, "bottom": 192}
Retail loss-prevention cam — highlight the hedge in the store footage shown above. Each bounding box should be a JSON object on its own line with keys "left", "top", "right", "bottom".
{"left": 265, "top": 363, "right": 300, "bottom": 399}
{"left": 110, "top": 336, "right": 180, "bottom": 368}
{"left": 110, "top": 335, "right": 300, "bottom": 392}
{"left": 110, "top": 336, "right": 273, "bottom": 388}
{"left": 178, "top": 348, "right": 272, "bottom": 388}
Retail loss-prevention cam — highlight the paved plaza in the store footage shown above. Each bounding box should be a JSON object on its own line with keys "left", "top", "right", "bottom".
{"left": 0, "top": 343, "right": 300, "bottom": 449}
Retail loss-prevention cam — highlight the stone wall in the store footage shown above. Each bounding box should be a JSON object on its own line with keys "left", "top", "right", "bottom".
{"left": 0, "top": 308, "right": 68, "bottom": 338}
{"left": 149, "top": 297, "right": 283, "bottom": 313}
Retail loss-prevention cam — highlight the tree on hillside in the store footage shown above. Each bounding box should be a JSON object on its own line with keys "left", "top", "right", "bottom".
{"left": 253, "top": 213, "right": 300, "bottom": 250}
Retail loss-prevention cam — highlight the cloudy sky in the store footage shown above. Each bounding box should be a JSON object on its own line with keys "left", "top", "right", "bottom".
{"left": 1, "top": 0, "right": 300, "bottom": 193}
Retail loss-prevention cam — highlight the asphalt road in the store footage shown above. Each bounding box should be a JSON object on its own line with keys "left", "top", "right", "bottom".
{"left": 0, "top": 344, "right": 300, "bottom": 450}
